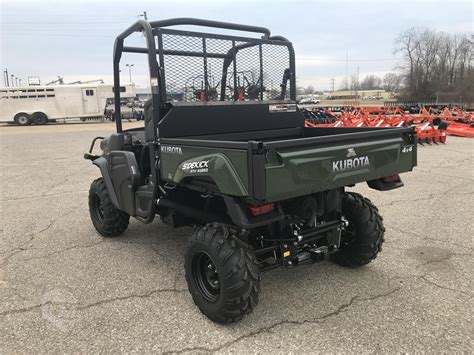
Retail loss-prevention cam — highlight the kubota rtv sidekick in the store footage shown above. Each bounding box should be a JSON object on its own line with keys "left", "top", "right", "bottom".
{"left": 85, "top": 18, "right": 417, "bottom": 323}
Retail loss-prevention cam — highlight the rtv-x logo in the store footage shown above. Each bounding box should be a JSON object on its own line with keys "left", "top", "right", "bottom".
{"left": 332, "top": 148, "right": 370, "bottom": 172}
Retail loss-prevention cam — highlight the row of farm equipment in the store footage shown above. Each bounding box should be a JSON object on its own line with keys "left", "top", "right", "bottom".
{"left": 303, "top": 105, "right": 474, "bottom": 144}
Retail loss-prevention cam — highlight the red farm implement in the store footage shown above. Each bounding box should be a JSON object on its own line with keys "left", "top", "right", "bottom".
{"left": 303, "top": 103, "right": 474, "bottom": 143}
{"left": 445, "top": 122, "right": 474, "bottom": 138}
{"left": 302, "top": 105, "right": 454, "bottom": 145}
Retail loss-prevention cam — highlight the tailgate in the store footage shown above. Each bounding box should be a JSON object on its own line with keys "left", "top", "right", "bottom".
{"left": 262, "top": 128, "right": 416, "bottom": 202}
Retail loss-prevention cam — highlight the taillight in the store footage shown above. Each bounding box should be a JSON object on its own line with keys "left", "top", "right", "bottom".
{"left": 382, "top": 174, "right": 401, "bottom": 182}
{"left": 249, "top": 203, "right": 274, "bottom": 216}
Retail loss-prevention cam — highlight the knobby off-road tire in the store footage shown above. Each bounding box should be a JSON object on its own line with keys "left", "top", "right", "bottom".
{"left": 185, "top": 223, "right": 261, "bottom": 323}
{"left": 88, "top": 178, "right": 129, "bottom": 237}
{"left": 331, "top": 192, "right": 385, "bottom": 267}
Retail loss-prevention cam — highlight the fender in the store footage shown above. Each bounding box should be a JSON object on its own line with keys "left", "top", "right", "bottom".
{"left": 173, "top": 153, "right": 248, "bottom": 196}
{"left": 92, "top": 157, "right": 120, "bottom": 208}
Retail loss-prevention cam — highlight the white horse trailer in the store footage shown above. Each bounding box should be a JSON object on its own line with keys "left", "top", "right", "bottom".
{"left": 0, "top": 83, "right": 136, "bottom": 125}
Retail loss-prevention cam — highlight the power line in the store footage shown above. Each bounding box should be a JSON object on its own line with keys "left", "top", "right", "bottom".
{"left": 297, "top": 57, "right": 401, "bottom": 62}
{"left": 1, "top": 21, "right": 129, "bottom": 24}
{"left": 2, "top": 33, "right": 112, "bottom": 38}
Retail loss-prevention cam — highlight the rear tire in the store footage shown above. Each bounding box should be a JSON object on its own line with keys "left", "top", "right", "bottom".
{"left": 88, "top": 178, "right": 129, "bottom": 237}
{"left": 14, "top": 113, "right": 31, "bottom": 126}
{"left": 32, "top": 112, "right": 48, "bottom": 125}
{"left": 331, "top": 192, "right": 385, "bottom": 267}
{"left": 185, "top": 223, "right": 260, "bottom": 323}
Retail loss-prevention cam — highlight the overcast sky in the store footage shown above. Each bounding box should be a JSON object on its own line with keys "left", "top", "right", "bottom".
{"left": 1, "top": 0, "right": 472, "bottom": 90}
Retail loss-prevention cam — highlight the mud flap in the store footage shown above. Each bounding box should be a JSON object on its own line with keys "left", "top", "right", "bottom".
{"left": 367, "top": 175, "right": 404, "bottom": 191}
{"left": 109, "top": 151, "right": 142, "bottom": 216}
{"left": 92, "top": 157, "right": 120, "bottom": 208}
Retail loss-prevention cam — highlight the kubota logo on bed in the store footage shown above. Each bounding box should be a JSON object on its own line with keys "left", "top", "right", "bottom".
{"left": 182, "top": 160, "right": 210, "bottom": 173}
{"left": 333, "top": 148, "right": 370, "bottom": 172}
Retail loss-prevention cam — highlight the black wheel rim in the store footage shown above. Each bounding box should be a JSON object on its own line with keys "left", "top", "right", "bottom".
{"left": 341, "top": 220, "right": 356, "bottom": 247}
{"left": 192, "top": 252, "right": 220, "bottom": 303}
{"left": 92, "top": 193, "right": 104, "bottom": 224}
{"left": 36, "top": 115, "right": 47, "bottom": 124}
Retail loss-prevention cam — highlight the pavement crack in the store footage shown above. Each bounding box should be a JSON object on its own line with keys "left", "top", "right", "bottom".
{"left": 415, "top": 168, "right": 474, "bottom": 182}
{"left": 0, "top": 302, "right": 51, "bottom": 317}
{"left": 165, "top": 288, "right": 400, "bottom": 354}
{"left": 76, "top": 288, "right": 188, "bottom": 310}
{"left": 43, "top": 176, "right": 71, "bottom": 196}
{"left": 419, "top": 276, "right": 472, "bottom": 297}
{"left": 1, "top": 189, "right": 88, "bottom": 202}
{"left": 1, "top": 203, "right": 83, "bottom": 268}
{"left": 379, "top": 181, "right": 473, "bottom": 208}
{"left": 0, "top": 221, "right": 54, "bottom": 268}
{"left": 390, "top": 272, "right": 472, "bottom": 297}
{"left": 378, "top": 193, "right": 445, "bottom": 207}
{"left": 0, "top": 289, "right": 188, "bottom": 317}
{"left": 387, "top": 226, "right": 472, "bottom": 251}
{"left": 18, "top": 240, "right": 107, "bottom": 262}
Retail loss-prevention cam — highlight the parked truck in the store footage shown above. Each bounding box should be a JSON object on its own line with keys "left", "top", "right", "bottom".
{"left": 84, "top": 18, "right": 417, "bottom": 323}
{"left": 0, "top": 83, "right": 135, "bottom": 125}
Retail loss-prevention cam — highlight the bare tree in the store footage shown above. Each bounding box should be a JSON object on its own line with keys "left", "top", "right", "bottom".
{"left": 394, "top": 28, "right": 473, "bottom": 101}
{"left": 383, "top": 73, "right": 403, "bottom": 92}
{"left": 296, "top": 86, "right": 305, "bottom": 96}
{"left": 349, "top": 74, "right": 359, "bottom": 90}
{"left": 303, "top": 85, "right": 315, "bottom": 95}
{"left": 338, "top": 78, "right": 348, "bottom": 91}
{"left": 360, "top": 75, "right": 382, "bottom": 90}
{"left": 395, "top": 28, "right": 420, "bottom": 95}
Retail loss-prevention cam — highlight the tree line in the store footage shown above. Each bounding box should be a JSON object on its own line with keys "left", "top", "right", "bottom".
{"left": 297, "top": 29, "right": 473, "bottom": 102}
{"left": 394, "top": 28, "right": 473, "bottom": 102}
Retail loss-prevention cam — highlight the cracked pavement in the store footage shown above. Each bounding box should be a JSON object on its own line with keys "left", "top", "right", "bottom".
{"left": 1, "top": 122, "right": 473, "bottom": 352}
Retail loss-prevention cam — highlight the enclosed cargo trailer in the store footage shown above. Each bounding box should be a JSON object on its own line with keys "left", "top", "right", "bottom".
{"left": 0, "top": 83, "right": 135, "bottom": 125}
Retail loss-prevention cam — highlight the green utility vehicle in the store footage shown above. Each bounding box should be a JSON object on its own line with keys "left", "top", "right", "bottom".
{"left": 85, "top": 18, "right": 417, "bottom": 323}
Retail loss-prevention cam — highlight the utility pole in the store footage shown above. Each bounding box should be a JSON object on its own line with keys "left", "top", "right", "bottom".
{"left": 345, "top": 49, "right": 348, "bottom": 90}
{"left": 125, "top": 64, "right": 134, "bottom": 83}
{"left": 4, "top": 69, "right": 9, "bottom": 86}
{"left": 356, "top": 66, "right": 359, "bottom": 99}
{"left": 330, "top": 78, "right": 335, "bottom": 92}
{"left": 356, "top": 66, "right": 359, "bottom": 88}
{"left": 11, "top": 74, "right": 14, "bottom": 86}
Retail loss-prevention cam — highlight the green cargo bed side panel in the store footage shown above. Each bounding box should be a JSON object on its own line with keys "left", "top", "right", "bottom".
{"left": 160, "top": 146, "right": 249, "bottom": 196}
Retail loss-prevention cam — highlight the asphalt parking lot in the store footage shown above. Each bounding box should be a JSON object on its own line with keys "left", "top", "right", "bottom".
{"left": 1, "top": 122, "right": 472, "bottom": 353}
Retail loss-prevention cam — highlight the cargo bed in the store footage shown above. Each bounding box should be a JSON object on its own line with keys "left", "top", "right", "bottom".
{"left": 159, "top": 125, "right": 417, "bottom": 203}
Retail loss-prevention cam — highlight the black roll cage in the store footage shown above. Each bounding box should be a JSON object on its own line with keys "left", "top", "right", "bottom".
{"left": 112, "top": 18, "right": 296, "bottom": 137}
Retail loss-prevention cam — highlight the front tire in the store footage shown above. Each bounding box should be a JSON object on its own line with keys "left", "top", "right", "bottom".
{"left": 14, "top": 113, "right": 31, "bottom": 126}
{"left": 331, "top": 192, "right": 385, "bottom": 267}
{"left": 185, "top": 223, "right": 260, "bottom": 323}
{"left": 88, "top": 178, "right": 129, "bottom": 237}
